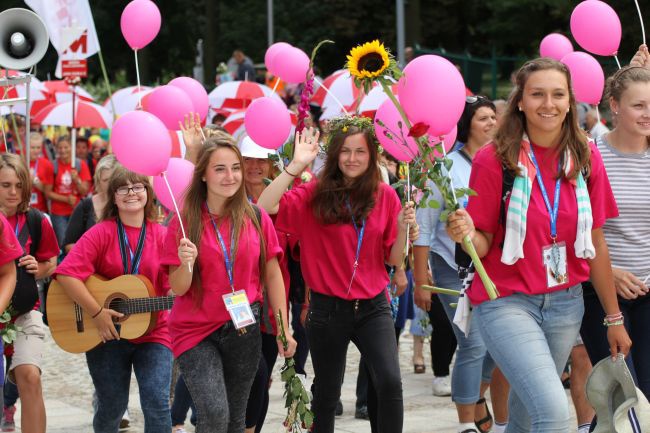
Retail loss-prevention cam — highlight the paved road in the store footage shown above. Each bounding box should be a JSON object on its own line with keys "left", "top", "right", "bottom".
{"left": 14, "top": 330, "right": 578, "bottom": 432}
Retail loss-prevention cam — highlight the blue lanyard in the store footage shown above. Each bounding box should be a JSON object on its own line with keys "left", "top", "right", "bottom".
{"left": 346, "top": 199, "right": 366, "bottom": 267}
{"left": 13, "top": 217, "right": 19, "bottom": 237}
{"left": 529, "top": 149, "right": 561, "bottom": 239}
{"left": 207, "top": 204, "right": 236, "bottom": 291}
{"left": 117, "top": 219, "right": 147, "bottom": 274}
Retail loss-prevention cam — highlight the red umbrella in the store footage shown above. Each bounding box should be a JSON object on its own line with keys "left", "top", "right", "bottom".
{"left": 311, "top": 70, "right": 362, "bottom": 110}
{"left": 41, "top": 80, "right": 95, "bottom": 103}
{"left": 208, "top": 81, "right": 283, "bottom": 111}
{"left": 33, "top": 100, "right": 113, "bottom": 128}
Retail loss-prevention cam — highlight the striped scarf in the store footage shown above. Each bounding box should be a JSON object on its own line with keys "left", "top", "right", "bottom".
{"left": 501, "top": 139, "right": 595, "bottom": 265}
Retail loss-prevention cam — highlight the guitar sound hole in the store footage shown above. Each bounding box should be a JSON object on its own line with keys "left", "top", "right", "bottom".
{"left": 108, "top": 298, "right": 129, "bottom": 317}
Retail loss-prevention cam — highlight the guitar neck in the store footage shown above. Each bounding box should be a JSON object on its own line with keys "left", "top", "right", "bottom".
{"left": 120, "top": 296, "right": 175, "bottom": 315}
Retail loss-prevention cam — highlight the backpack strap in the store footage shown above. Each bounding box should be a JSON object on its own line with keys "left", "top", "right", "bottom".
{"left": 53, "top": 160, "right": 58, "bottom": 177}
{"left": 499, "top": 166, "right": 515, "bottom": 229}
{"left": 26, "top": 208, "right": 43, "bottom": 257}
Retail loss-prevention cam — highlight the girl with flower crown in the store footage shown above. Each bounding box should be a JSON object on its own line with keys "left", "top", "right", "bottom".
{"left": 446, "top": 58, "right": 631, "bottom": 433}
{"left": 258, "top": 117, "right": 418, "bottom": 433}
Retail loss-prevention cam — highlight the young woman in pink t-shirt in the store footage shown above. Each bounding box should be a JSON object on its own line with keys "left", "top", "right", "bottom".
{"left": 163, "top": 135, "right": 296, "bottom": 433}
{"left": 0, "top": 153, "right": 59, "bottom": 433}
{"left": 447, "top": 58, "right": 631, "bottom": 433}
{"left": 56, "top": 166, "right": 173, "bottom": 433}
{"left": 257, "top": 116, "right": 417, "bottom": 433}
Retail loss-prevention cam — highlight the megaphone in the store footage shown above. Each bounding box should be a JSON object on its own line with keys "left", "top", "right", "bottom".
{"left": 0, "top": 8, "right": 49, "bottom": 70}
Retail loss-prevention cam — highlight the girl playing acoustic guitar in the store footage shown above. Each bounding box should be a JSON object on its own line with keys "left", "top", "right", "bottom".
{"left": 55, "top": 165, "right": 172, "bottom": 433}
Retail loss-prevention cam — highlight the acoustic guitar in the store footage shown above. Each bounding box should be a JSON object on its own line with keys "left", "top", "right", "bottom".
{"left": 47, "top": 274, "right": 175, "bottom": 353}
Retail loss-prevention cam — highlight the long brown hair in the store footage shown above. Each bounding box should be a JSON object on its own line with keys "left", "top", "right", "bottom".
{"left": 495, "top": 58, "right": 591, "bottom": 179}
{"left": 0, "top": 153, "right": 31, "bottom": 214}
{"left": 100, "top": 164, "right": 156, "bottom": 222}
{"left": 312, "top": 129, "right": 382, "bottom": 224}
{"left": 182, "top": 136, "right": 266, "bottom": 308}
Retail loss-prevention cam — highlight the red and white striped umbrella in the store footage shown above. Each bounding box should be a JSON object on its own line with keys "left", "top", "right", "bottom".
{"left": 103, "top": 87, "right": 152, "bottom": 116}
{"left": 208, "top": 81, "right": 283, "bottom": 111}
{"left": 33, "top": 100, "right": 113, "bottom": 128}
{"left": 358, "top": 84, "right": 399, "bottom": 117}
{"left": 103, "top": 86, "right": 152, "bottom": 116}
{"left": 42, "top": 80, "right": 95, "bottom": 102}
{"left": 0, "top": 71, "right": 51, "bottom": 117}
{"left": 311, "top": 70, "right": 362, "bottom": 110}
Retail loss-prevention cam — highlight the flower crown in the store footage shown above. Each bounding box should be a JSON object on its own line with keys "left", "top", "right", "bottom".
{"left": 324, "top": 115, "right": 381, "bottom": 152}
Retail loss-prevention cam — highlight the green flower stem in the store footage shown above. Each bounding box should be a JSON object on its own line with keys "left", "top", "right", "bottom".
{"left": 462, "top": 236, "right": 500, "bottom": 300}
{"left": 421, "top": 285, "right": 461, "bottom": 296}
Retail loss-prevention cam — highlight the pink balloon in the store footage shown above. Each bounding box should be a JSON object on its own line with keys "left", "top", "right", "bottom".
{"left": 112, "top": 111, "right": 171, "bottom": 176}
{"left": 265, "top": 42, "right": 292, "bottom": 76}
{"left": 561, "top": 51, "right": 605, "bottom": 104}
{"left": 397, "top": 55, "right": 466, "bottom": 136}
{"left": 168, "top": 77, "right": 210, "bottom": 122}
{"left": 272, "top": 46, "right": 310, "bottom": 84}
{"left": 428, "top": 126, "right": 458, "bottom": 159}
{"left": 374, "top": 99, "right": 419, "bottom": 162}
{"left": 145, "top": 85, "right": 195, "bottom": 130}
{"left": 153, "top": 158, "right": 195, "bottom": 211}
{"left": 570, "top": 0, "right": 621, "bottom": 56}
{"left": 120, "top": 0, "right": 161, "bottom": 50}
{"left": 244, "top": 97, "right": 292, "bottom": 150}
{"left": 540, "top": 34, "right": 574, "bottom": 61}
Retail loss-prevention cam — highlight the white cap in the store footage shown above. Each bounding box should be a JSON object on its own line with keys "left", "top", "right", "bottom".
{"left": 239, "top": 136, "right": 276, "bottom": 159}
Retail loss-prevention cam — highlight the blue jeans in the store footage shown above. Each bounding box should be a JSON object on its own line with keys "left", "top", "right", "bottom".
{"left": 581, "top": 283, "right": 650, "bottom": 399}
{"left": 86, "top": 341, "right": 172, "bottom": 433}
{"left": 431, "top": 253, "right": 495, "bottom": 404}
{"left": 50, "top": 214, "right": 70, "bottom": 249}
{"left": 475, "top": 286, "right": 584, "bottom": 433}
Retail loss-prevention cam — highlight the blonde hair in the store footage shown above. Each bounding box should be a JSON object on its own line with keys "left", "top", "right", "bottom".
{"left": 93, "top": 155, "right": 118, "bottom": 192}
{"left": 0, "top": 153, "right": 31, "bottom": 213}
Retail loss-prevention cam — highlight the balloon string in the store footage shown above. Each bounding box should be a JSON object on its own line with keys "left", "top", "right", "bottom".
{"left": 313, "top": 77, "right": 349, "bottom": 114}
{"left": 635, "top": 0, "right": 646, "bottom": 45}
{"left": 596, "top": 106, "right": 601, "bottom": 125}
{"left": 135, "top": 49, "right": 142, "bottom": 109}
{"left": 199, "top": 127, "right": 206, "bottom": 143}
{"left": 162, "top": 171, "right": 192, "bottom": 273}
{"left": 405, "top": 164, "right": 411, "bottom": 260}
{"left": 614, "top": 55, "right": 622, "bottom": 70}
{"left": 271, "top": 77, "right": 280, "bottom": 96}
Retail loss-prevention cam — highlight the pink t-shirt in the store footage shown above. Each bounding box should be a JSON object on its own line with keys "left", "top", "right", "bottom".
{"left": 466, "top": 141, "right": 618, "bottom": 304}
{"left": 29, "top": 157, "right": 53, "bottom": 213}
{"left": 54, "top": 219, "right": 171, "bottom": 348}
{"left": 274, "top": 181, "right": 401, "bottom": 300}
{"left": 5, "top": 212, "right": 59, "bottom": 261}
{"left": 161, "top": 206, "right": 283, "bottom": 357}
{"left": 0, "top": 214, "right": 22, "bottom": 266}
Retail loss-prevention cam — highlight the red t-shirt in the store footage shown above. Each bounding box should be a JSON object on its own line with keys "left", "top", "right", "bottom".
{"left": 43, "top": 159, "right": 92, "bottom": 216}
{"left": 274, "top": 181, "right": 401, "bottom": 300}
{"left": 161, "top": 207, "right": 283, "bottom": 357}
{"left": 0, "top": 214, "right": 22, "bottom": 266}
{"left": 465, "top": 141, "right": 618, "bottom": 304}
{"left": 54, "top": 219, "right": 171, "bottom": 348}
{"left": 29, "top": 158, "right": 54, "bottom": 213}
{"left": 5, "top": 212, "right": 59, "bottom": 260}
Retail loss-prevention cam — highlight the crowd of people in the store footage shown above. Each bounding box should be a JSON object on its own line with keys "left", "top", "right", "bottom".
{"left": 0, "top": 44, "right": 649, "bottom": 433}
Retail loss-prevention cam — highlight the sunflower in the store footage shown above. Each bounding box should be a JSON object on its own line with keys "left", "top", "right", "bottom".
{"left": 346, "top": 40, "right": 391, "bottom": 80}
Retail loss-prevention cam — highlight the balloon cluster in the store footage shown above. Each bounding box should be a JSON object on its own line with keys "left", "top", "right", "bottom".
{"left": 539, "top": 0, "right": 622, "bottom": 105}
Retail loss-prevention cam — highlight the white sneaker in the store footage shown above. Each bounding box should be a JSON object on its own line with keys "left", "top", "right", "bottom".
{"left": 173, "top": 427, "right": 188, "bottom": 433}
{"left": 432, "top": 376, "right": 452, "bottom": 396}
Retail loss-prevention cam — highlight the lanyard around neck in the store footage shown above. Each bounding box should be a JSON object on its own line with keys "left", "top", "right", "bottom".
{"left": 528, "top": 149, "right": 561, "bottom": 239}
{"left": 346, "top": 199, "right": 366, "bottom": 294}
{"left": 207, "top": 204, "right": 236, "bottom": 292}
{"left": 117, "top": 219, "right": 147, "bottom": 274}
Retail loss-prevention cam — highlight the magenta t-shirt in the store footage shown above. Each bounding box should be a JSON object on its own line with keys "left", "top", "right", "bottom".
{"left": 466, "top": 141, "right": 618, "bottom": 304}
{"left": 274, "top": 181, "right": 401, "bottom": 300}
{"left": 54, "top": 219, "right": 171, "bottom": 348}
{"left": 5, "top": 212, "right": 59, "bottom": 260}
{"left": 0, "top": 213, "right": 22, "bottom": 266}
{"left": 161, "top": 207, "right": 283, "bottom": 357}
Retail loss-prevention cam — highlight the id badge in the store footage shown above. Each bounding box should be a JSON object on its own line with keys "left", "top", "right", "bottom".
{"left": 222, "top": 290, "right": 256, "bottom": 329}
{"left": 30, "top": 192, "right": 38, "bottom": 205}
{"left": 542, "top": 242, "right": 568, "bottom": 288}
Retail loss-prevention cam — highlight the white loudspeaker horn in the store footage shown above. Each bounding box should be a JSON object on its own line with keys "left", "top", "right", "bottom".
{"left": 0, "top": 8, "right": 49, "bottom": 70}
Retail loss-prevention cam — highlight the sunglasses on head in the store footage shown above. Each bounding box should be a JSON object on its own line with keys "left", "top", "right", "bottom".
{"left": 466, "top": 95, "right": 487, "bottom": 104}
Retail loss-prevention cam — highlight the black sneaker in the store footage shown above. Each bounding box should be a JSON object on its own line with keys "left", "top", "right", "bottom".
{"left": 354, "top": 405, "right": 369, "bottom": 420}
{"left": 335, "top": 399, "right": 343, "bottom": 416}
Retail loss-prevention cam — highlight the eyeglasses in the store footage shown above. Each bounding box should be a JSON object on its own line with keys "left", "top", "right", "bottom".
{"left": 115, "top": 184, "right": 146, "bottom": 195}
{"left": 466, "top": 95, "right": 487, "bottom": 104}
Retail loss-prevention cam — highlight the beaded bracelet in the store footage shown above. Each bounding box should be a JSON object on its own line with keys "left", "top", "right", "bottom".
{"left": 603, "top": 315, "right": 624, "bottom": 327}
